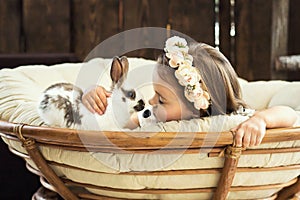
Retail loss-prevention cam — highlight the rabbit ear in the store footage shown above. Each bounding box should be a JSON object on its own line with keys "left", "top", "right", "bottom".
{"left": 120, "top": 56, "right": 129, "bottom": 77}
{"left": 110, "top": 56, "right": 129, "bottom": 87}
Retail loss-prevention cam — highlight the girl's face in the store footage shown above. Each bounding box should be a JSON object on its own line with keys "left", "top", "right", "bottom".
{"left": 148, "top": 75, "right": 194, "bottom": 122}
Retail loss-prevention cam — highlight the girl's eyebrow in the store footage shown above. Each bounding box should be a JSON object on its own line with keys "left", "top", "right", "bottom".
{"left": 155, "top": 90, "right": 160, "bottom": 96}
{"left": 155, "top": 91, "right": 164, "bottom": 99}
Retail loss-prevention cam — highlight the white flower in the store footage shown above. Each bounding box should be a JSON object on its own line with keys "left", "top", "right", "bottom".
{"left": 184, "top": 53, "right": 193, "bottom": 65}
{"left": 185, "top": 85, "right": 203, "bottom": 102}
{"left": 202, "top": 91, "right": 210, "bottom": 100}
{"left": 194, "top": 97, "right": 210, "bottom": 110}
{"left": 163, "top": 36, "right": 211, "bottom": 111}
{"left": 164, "top": 36, "right": 189, "bottom": 54}
{"left": 194, "top": 91, "right": 210, "bottom": 110}
{"left": 166, "top": 52, "right": 185, "bottom": 68}
{"left": 175, "top": 66, "right": 200, "bottom": 86}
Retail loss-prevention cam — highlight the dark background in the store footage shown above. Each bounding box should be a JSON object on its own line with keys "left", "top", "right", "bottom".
{"left": 0, "top": 0, "right": 300, "bottom": 199}
{"left": 1, "top": 0, "right": 300, "bottom": 80}
{"left": 0, "top": 141, "right": 39, "bottom": 199}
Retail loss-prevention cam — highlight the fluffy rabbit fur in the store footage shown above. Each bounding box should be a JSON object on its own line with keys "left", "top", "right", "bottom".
{"left": 37, "top": 56, "right": 146, "bottom": 130}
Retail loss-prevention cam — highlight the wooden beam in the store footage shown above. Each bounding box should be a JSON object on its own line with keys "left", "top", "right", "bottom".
{"left": 219, "top": 0, "right": 232, "bottom": 65}
{"left": 23, "top": 0, "right": 70, "bottom": 53}
{"left": 0, "top": 0, "right": 21, "bottom": 53}
{"left": 235, "top": 0, "right": 289, "bottom": 81}
{"left": 72, "top": 0, "right": 119, "bottom": 60}
{"left": 169, "top": 0, "right": 215, "bottom": 46}
{"left": 288, "top": 0, "right": 300, "bottom": 55}
{"left": 270, "top": 0, "right": 289, "bottom": 79}
{"left": 123, "top": 0, "right": 168, "bottom": 59}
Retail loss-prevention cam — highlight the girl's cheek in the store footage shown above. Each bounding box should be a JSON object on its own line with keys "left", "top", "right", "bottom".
{"left": 153, "top": 105, "right": 167, "bottom": 122}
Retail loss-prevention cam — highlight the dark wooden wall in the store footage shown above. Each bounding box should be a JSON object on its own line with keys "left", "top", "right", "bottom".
{"left": 0, "top": 0, "right": 300, "bottom": 80}
{"left": 0, "top": 0, "right": 215, "bottom": 60}
{"left": 0, "top": 1, "right": 300, "bottom": 198}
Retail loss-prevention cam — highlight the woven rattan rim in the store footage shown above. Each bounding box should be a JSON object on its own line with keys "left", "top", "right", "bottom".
{"left": 1, "top": 120, "right": 300, "bottom": 152}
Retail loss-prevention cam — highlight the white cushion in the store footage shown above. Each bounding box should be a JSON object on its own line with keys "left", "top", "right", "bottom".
{"left": 1, "top": 57, "right": 300, "bottom": 200}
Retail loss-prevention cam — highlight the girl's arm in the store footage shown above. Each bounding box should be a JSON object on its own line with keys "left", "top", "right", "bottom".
{"left": 232, "top": 106, "right": 298, "bottom": 147}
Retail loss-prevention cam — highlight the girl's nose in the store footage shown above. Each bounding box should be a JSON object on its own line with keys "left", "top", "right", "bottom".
{"left": 148, "top": 98, "right": 154, "bottom": 105}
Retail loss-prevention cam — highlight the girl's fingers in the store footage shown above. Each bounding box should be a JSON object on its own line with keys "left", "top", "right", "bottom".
{"left": 248, "top": 132, "right": 257, "bottom": 147}
{"left": 84, "top": 94, "right": 102, "bottom": 115}
{"left": 233, "top": 127, "right": 244, "bottom": 147}
{"left": 104, "top": 89, "right": 112, "bottom": 97}
{"left": 255, "top": 128, "right": 265, "bottom": 146}
{"left": 82, "top": 93, "right": 92, "bottom": 112}
{"left": 96, "top": 89, "right": 108, "bottom": 109}
{"left": 82, "top": 86, "right": 111, "bottom": 115}
{"left": 83, "top": 97, "right": 96, "bottom": 114}
{"left": 90, "top": 94, "right": 105, "bottom": 114}
{"left": 242, "top": 131, "right": 251, "bottom": 148}
{"left": 95, "top": 87, "right": 111, "bottom": 113}
{"left": 232, "top": 126, "right": 265, "bottom": 148}
{"left": 90, "top": 95, "right": 105, "bottom": 115}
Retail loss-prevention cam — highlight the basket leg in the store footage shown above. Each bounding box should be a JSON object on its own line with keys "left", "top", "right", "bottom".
{"left": 32, "top": 186, "right": 63, "bottom": 200}
{"left": 276, "top": 177, "right": 300, "bottom": 200}
{"left": 14, "top": 124, "right": 79, "bottom": 200}
{"left": 212, "top": 145, "right": 243, "bottom": 200}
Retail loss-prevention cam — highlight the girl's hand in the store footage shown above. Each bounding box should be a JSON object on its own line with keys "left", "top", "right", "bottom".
{"left": 231, "top": 113, "right": 267, "bottom": 148}
{"left": 231, "top": 106, "right": 298, "bottom": 148}
{"left": 82, "top": 86, "right": 111, "bottom": 115}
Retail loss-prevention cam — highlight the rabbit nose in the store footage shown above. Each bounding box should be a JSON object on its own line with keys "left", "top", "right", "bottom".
{"left": 134, "top": 99, "right": 145, "bottom": 111}
{"left": 143, "top": 109, "right": 151, "bottom": 118}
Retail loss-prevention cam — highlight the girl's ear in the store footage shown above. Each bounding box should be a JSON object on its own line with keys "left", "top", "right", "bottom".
{"left": 110, "top": 56, "right": 129, "bottom": 86}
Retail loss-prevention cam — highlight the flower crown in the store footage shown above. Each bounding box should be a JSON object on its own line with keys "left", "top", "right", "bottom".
{"left": 164, "top": 36, "right": 211, "bottom": 110}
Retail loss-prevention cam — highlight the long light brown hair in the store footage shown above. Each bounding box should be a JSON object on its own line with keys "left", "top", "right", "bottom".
{"left": 155, "top": 42, "right": 247, "bottom": 118}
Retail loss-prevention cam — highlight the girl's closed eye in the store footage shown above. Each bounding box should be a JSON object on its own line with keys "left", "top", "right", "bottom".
{"left": 158, "top": 96, "right": 164, "bottom": 104}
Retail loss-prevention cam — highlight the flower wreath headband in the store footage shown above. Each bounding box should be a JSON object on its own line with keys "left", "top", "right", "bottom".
{"left": 164, "top": 36, "right": 211, "bottom": 110}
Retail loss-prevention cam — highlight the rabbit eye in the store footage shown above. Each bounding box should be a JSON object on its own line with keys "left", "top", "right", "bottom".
{"left": 121, "top": 88, "right": 136, "bottom": 100}
{"left": 128, "top": 91, "right": 136, "bottom": 99}
{"left": 126, "top": 91, "right": 136, "bottom": 100}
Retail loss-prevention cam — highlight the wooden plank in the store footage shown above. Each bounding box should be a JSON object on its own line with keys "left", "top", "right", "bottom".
{"left": 123, "top": 0, "right": 168, "bottom": 59}
{"left": 72, "top": 0, "right": 119, "bottom": 60}
{"left": 123, "top": 0, "right": 168, "bottom": 28}
{"left": 288, "top": 0, "right": 300, "bottom": 55}
{"left": 219, "top": 0, "right": 232, "bottom": 66}
{"left": 236, "top": 0, "right": 273, "bottom": 80}
{"left": 169, "top": 0, "right": 215, "bottom": 46}
{"left": 235, "top": 0, "right": 289, "bottom": 81}
{"left": 270, "top": 0, "right": 289, "bottom": 79}
{"left": 234, "top": 0, "right": 252, "bottom": 80}
{"left": 23, "top": 0, "right": 70, "bottom": 53}
{"left": 0, "top": 0, "right": 21, "bottom": 53}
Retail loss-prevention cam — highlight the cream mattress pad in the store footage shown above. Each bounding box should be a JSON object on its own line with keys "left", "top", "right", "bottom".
{"left": 3, "top": 138, "right": 300, "bottom": 200}
{"left": 1, "top": 57, "right": 300, "bottom": 199}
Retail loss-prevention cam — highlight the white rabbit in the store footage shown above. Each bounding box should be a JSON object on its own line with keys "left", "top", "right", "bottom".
{"left": 37, "top": 56, "right": 149, "bottom": 131}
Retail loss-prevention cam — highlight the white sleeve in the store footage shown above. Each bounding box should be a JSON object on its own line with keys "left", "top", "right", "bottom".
{"left": 235, "top": 106, "right": 256, "bottom": 117}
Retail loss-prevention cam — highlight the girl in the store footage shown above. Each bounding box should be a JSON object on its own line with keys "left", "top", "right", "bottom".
{"left": 82, "top": 36, "right": 298, "bottom": 148}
